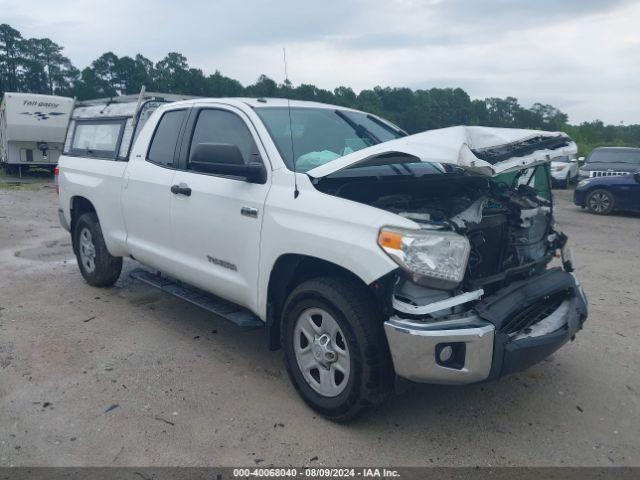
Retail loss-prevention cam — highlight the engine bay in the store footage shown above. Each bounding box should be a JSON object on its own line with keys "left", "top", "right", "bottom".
{"left": 315, "top": 167, "right": 566, "bottom": 296}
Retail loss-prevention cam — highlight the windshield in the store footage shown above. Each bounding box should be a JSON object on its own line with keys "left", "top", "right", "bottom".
{"left": 254, "top": 107, "right": 405, "bottom": 172}
{"left": 587, "top": 149, "right": 640, "bottom": 164}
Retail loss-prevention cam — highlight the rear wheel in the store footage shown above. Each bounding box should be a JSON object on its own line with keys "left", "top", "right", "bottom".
{"left": 281, "top": 276, "right": 393, "bottom": 422}
{"left": 586, "top": 189, "right": 614, "bottom": 215}
{"left": 73, "top": 212, "right": 122, "bottom": 286}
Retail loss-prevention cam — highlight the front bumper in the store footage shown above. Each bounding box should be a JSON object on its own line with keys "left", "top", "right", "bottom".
{"left": 384, "top": 268, "right": 587, "bottom": 385}
{"left": 573, "top": 188, "right": 587, "bottom": 207}
{"left": 550, "top": 170, "right": 569, "bottom": 182}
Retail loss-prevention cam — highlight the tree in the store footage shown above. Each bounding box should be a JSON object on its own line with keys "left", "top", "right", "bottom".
{"left": 90, "top": 52, "right": 121, "bottom": 96}
{"left": 206, "top": 70, "right": 243, "bottom": 96}
{"left": 355, "top": 89, "right": 384, "bottom": 117}
{"left": 245, "top": 74, "right": 278, "bottom": 97}
{"left": 0, "top": 22, "right": 637, "bottom": 156}
{"left": 155, "top": 52, "right": 190, "bottom": 93}
{"left": 20, "top": 37, "right": 76, "bottom": 94}
{"left": 333, "top": 86, "right": 356, "bottom": 107}
{"left": 0, "top": 24, "right": 23, "bottom": 93}
{"left": 530, "top": 103, "right": 568, "bottom": 130}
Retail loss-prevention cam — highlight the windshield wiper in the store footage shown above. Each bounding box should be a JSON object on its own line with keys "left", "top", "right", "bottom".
{"left": 366, "top": 114, "right": 408, "bottom": 137}
{"left": 334, "top": 110, "right": 381, "bottom": 144}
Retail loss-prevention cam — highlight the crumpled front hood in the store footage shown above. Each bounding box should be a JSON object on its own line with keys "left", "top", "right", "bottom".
{"left": 306, "top": 125, "right": 577, "bottom": 179}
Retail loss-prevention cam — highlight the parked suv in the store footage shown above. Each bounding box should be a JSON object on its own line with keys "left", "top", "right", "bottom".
{"left": 550, "top": 154, "right": 579, "bottom": 188}
{"left": 574, "top": 172, "right": 640, "bottom": 215}
{"left": 578, "top": 147, "right": 640, "bottom": 180}
{"left": 57, "top": 96, "right": 588, "bottom": 420}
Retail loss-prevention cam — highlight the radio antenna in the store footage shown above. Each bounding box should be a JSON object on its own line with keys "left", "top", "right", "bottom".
{"left": 283, "top": 48, "right": 299, "bottom": 199}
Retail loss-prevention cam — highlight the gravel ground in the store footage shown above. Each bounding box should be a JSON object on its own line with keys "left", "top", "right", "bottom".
{"left": 0, "top": 176, "right": 638, "bottom": 467}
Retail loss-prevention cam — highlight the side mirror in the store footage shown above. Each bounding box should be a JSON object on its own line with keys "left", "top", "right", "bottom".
{"left": 190, "top": 143, "right": 267, "bottom": 184}
{"left": 634, "top": 172, "right": 640, "bottom": 183}
{"left": 578, "top": 156, "right": 585, "bottom": 164}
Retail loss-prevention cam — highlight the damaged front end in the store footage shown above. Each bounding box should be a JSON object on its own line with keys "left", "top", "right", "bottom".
{"left": 312, "top": 128, "right": 588, "bottom": 385}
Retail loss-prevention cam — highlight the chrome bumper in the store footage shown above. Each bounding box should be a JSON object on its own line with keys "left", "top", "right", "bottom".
{"left": 384, "top": 314, "right": 495, "bottom": 385}
{"left": 383, "top": 269, "right": 587, "bottom": 385}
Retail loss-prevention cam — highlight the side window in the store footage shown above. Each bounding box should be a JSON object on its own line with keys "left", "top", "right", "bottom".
{"left": 147, "top": 109, "right": 186, "bottom": 167}
{"left": 70, "top": 120, "right": 124, "bottom": 159}
{"left": 188, "top": 109, "right": 259, "bottom": 168}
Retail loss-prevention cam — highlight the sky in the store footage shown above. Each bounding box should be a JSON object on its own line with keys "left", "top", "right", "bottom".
{"left": 2, "top": 0, "right": 639, "bottom": 125}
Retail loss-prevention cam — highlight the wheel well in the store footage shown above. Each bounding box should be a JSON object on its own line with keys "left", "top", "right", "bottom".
{"left": 265, "top": 254, "right": 390, "bottom": 351}
{"left": 70, "top": 197, "right": 96, "bottom": 251}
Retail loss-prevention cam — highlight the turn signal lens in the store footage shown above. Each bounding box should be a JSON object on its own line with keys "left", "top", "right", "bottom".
{"left": 378, "top": 230, "right": 403, "bottom": 250}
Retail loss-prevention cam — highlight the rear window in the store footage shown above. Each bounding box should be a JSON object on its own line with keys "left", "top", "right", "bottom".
{"left": 69, "top": 120, "right": 125, "bottom": 159}
{"left": 587, "top": 149, "right": 640, "bottom": 164}
{"left": 147, "top": 109, "right": 187, "bottom": 167}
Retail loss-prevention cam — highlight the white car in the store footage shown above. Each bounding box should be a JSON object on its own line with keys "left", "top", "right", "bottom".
{"left": 57, "top": 95, "right": 588, "bottom": 421}
{"left": 550, "top": 155, "right": 579, "bottom": 188}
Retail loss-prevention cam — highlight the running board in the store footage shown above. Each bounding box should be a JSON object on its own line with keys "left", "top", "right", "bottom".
{"left": 129, "top": 268, "right": 264, "bottom": 329}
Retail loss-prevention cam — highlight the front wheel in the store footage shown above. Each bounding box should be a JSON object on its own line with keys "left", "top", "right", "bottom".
{"left": 586, "top": 189, "right": 614, "bottom": 215}
{"left": 281, "top": 277, "right": 393, "bottom": 422}
{"left": 73, "top": 212, "right": 122, "bottom": 286}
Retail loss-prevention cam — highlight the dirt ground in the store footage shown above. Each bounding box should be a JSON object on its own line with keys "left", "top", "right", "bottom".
{"left": 0, "top": 174, "right": 638, "bottom": 467}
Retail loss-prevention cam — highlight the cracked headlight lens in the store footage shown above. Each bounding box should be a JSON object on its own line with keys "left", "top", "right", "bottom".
{"left": 378, "top": 227, "right": 470, "bottom": 288}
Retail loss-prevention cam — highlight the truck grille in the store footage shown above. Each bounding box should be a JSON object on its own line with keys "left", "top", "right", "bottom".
{"left": 587, "top": 170, "right": 627, "bottom": 178}
{"left": 501, "top": 290, "right": 570, "bottom": 335}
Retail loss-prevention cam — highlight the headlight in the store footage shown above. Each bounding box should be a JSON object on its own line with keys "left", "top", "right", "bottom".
{"left": 578, "top": 169, "right": 590, "bottom": 178}
{"left": 378, "top": 227, "right": 470, "bottom": 288}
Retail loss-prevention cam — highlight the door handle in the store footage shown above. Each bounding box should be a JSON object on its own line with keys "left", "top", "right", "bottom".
{"left": 170, "top": 183, "right": 191, "bottom": 196}
{"left": 241, "top": 206, "right": 258, "bottom": 218}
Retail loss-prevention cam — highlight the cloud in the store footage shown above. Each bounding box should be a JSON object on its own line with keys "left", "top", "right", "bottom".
{"left": 1, "top": 0, "right": 639, "bottom": 123}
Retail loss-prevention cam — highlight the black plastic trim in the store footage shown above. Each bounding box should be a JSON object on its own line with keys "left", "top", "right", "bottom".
{"left": 478, "top": 269, "right": 587, "bottom": 381}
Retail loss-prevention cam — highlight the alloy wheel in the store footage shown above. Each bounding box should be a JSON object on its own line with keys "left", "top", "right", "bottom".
{"left": 588, "top": 192, "right": 611, "bottom": 213}
{"left": 79, "top": 227, "right": 96, "bottom": 273}
{"left": 293, "top": 307, "right": 350, "bottom": 397}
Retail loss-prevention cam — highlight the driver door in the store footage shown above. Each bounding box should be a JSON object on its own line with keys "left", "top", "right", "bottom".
{"left": 169, "top": 105, "right": 270, "bottom": 313}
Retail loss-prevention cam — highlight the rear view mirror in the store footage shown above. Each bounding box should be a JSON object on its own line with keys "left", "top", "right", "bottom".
{"left": 190, "top": 143, "right": 267, "bottom": 184}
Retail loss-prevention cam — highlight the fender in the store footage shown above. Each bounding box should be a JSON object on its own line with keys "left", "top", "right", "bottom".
{"left": 256, "top": 172, "right": 415, "bottom": 319}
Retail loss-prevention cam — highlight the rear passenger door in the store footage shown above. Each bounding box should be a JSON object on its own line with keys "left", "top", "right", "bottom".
{"left": 169, "top": 105, "right": 270, "bottom": 312}
{"left": 122, "top": 107, "right": 187, "bottom": 273}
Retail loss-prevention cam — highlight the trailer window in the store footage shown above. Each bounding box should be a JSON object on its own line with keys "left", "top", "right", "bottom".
{"left": 70, "top": 120, "right": 124, "bottom": 159}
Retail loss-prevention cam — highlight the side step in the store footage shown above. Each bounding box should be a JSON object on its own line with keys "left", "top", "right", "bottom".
{"left": 130, "top": 268, "right": 264, "bottom": 329}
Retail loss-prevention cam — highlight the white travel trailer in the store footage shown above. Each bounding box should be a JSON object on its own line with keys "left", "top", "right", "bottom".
{"left": 0, "top": 92, "right": 74, "bottom": 175}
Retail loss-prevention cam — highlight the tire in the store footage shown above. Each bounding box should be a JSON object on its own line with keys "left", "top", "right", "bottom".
{"left": 586, "top": 189, "right": 615, "bottom": 215}
{"left": 281, "top": 276, "right": 393, "bottom": 422}
{"left": 72, "top": 212, "right": 122, "bottom": 286}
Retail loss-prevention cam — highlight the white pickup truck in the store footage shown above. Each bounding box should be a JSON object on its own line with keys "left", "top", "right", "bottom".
{"left": 57, "top": 96, "right": 588, "bottom": 421}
